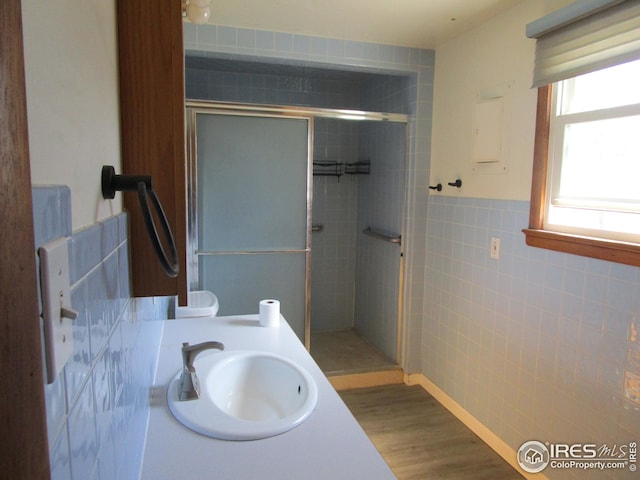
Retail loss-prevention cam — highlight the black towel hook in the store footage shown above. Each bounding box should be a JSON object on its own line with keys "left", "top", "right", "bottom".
{"left": 448, "top": 179, "right": 462, "bottom": 188}
{"left": 429, "top": 183, "right": 442, "bottom": 192}
{"left": 101, "top": 165, "right": 179, "bottom": 278}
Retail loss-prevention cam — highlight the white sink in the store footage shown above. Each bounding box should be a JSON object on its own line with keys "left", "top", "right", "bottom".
{"left": 167, "top": 350, "right": 318, "bottom": 441}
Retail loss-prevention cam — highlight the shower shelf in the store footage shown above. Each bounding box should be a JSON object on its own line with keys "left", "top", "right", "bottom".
{"left": 313, "top": 161, "right": 343, "bottom": 177}
{"left": 345, "top": 160, "right": 370, "bottom": 175}
{"left": 312, "top": 159, "right": 370, "bottom": 177}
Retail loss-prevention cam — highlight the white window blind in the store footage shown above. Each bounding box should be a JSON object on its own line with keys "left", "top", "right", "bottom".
{"left": 526, "top": 0, "right": 640, "bottom": 87}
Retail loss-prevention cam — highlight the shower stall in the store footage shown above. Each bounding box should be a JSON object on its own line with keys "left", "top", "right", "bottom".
{"left": 184, "top": 57, "right": 410, "bottom": 376}
{"left": 309, "top": 117, "right": 406, "bottom": 375}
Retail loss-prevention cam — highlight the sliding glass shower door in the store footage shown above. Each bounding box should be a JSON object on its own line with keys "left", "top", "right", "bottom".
{"left": 187, "top": 107, "right": 312, "bottom": 343}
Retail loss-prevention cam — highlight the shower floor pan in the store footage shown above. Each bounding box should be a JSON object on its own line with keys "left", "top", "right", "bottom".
{"left": 310, "top": 329, "right": 398, "bottom": 376}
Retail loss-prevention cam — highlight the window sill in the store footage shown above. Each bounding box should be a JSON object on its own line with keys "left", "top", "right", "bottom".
{"left": 523, "top": 228, "right": 640, "bottom": 267}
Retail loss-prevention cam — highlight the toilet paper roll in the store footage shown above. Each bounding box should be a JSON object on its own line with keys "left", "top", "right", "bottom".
{"left": 259, "top": 299, "right": 280, "bottom": 327}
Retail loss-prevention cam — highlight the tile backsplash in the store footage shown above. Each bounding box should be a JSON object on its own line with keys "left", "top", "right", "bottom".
{"left": 33, "top": 186, "right": 167, "bottom": 480}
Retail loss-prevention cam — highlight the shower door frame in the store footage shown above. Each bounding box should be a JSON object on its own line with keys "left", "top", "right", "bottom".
{"left": 186, "top": 101, "right": 314, "bottom": 346}
{"left": 185, "top": 100, "right": 408, "bottom": 351}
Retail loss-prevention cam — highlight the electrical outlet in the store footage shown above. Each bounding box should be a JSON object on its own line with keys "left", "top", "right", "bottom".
{"left": 491, "top": 237, "right": 500, "bottom": 259}
{"left": 39, "top": 237, "right": 78, "bottom": 383}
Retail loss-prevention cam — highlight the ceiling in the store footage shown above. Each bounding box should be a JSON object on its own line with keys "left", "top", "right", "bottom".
{"left": 204, "top": 0, "right": 525, "bottom": 49}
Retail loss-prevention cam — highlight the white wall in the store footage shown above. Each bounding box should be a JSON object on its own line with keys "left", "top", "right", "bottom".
{"left": 22, "top": 0, "right": 122, "bottom": 230}
{"left": 430, "top": 0, "right": 572, "bottom": 201}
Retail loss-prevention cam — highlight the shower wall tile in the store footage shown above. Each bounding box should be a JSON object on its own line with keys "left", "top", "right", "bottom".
{"left": 361, "top": 74, "right": 412, "bottom": 114}
{"left": 274, "top": 32, "right": 293, "bottom": 54}
{"left": 185, "top": 23, "right": 433, "bottom": 72}
{"left": 256, "top": 30, "right": 275, "bottom": 51}
{"left": 217, "top": 26, "right": 236, "bottom": 48}
{"left": 311, "top": 118, "right": 360, "bottom": 332}
{"left": 309, "top": 37, "right": 328, "bottom": 57}
{"left": 354, "top": 76, "right": 420, "bottom": 361}
{"left": 355, "top": 121, "right": 406, "bottom": 360}
{"left": 423, "top": 195, "right": 640, "bottom": 479}
{"left": 186, "top": 64, "right": 364, "bottom": 110}
{"left": 32, "top": 186, "right": 168, "bottom": 480}
{"left": 237, "top": 29, "right": 255, "bottom": 50}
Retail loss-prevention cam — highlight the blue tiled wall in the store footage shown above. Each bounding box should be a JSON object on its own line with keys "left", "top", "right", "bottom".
{"left": 311, "top": 118, "right": 360, "bottom": 332}
{"left": 186, "top": 57, "right": 366, "bottom": 109}
{"left": 424, "top": 195, "right": 640, "bottom": 479}
{"left": 184, "top": 24, "right": 435, "bottom": 73}
{"left": 353, "top": 75, "right": 414, "bottom": 361}
{"left": 33, "top": 186, "right": 167, "bottom": 480}
{"left": 355, "top": 121, "right": 406, "bottom": 361}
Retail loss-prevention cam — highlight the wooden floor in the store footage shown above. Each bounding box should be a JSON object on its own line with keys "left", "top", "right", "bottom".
{"left": 339, "top": 384, "right": 524, "bottom": 480}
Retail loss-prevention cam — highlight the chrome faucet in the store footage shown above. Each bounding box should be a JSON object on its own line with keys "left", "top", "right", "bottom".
{"left": 179, "top": 341, "right": 224, "bottom": 401}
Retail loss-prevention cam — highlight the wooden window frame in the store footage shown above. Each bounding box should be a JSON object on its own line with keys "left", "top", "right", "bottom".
{"left": 523, "top": 85, "right": 640, "bottom": 267}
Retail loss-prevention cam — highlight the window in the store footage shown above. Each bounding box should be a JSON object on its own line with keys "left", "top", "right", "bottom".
{"left": 524, "top": 59, "right": 640, "bottom": 266}
{"left": 548, "top": 59, "right": 640, "bottom": 242}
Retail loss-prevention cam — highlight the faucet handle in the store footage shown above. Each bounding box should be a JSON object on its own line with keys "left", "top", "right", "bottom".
{"left": 181, "top": 341, "right": 225, "bottom": 369}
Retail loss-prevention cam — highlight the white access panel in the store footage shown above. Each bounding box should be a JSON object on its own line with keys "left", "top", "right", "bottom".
{"left": 472, "top": 97, "right": 503, "bottom": 164}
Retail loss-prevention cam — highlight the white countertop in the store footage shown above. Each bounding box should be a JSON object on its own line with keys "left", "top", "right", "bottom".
{"left": 140, "top": 315, "right": 396, "bottom": 480}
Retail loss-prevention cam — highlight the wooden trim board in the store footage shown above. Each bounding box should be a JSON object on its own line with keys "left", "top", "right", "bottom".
{"left": 116, "top": 0, "right": 188, "bottom": 303}
{"left": 0, "top": 1, "right": 51, "bottom": 477}
{"left": 329, "top": 369, "right": 405, "bottom": 391}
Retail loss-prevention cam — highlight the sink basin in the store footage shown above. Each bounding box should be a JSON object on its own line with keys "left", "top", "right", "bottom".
{"left": 167, "top": 350, "right": 318, "bottom": 440}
